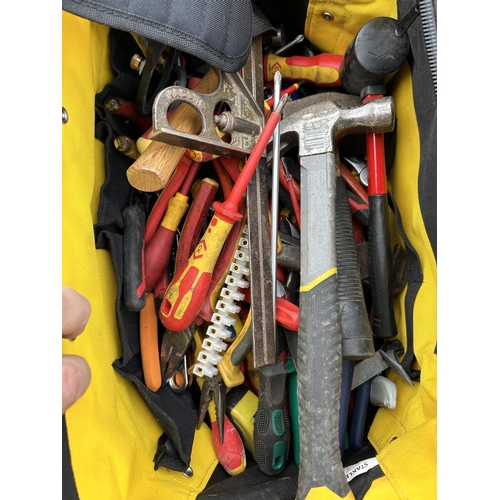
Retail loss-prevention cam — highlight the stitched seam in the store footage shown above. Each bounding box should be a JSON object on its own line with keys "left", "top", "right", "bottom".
{"left": 65, "top": 0, "right": 249, "bottom": 61}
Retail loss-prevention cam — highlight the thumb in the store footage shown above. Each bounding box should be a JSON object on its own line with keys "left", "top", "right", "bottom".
{"left": 62, "top": 355, "right": 91, "bottom": 413}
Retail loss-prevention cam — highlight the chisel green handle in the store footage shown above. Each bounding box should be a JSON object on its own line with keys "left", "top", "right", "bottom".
{"left": 368, "top": 191, "right": 397, "bottom": 338}
{"left": 253, "top": 360, "right": 291, "bottom": 476}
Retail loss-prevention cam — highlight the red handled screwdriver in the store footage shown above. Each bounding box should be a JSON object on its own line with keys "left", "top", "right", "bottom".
{"left": 159, "top": 95, "right": 288, "bottom": 331}
{"left": 264, "top": 53, "right": 343, "bottom": 87}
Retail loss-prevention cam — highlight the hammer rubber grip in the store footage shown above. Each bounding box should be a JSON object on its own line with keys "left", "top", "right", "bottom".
{"left": 297, "top": 152, "right": 352, "bottom": 500}
{"left": 296, "top": 273, "right": 352, "bottom": 500}
{"left": 368, "top": 193, "right": 397, "bottom": 338}
{"left": 336, "top": 177, "right": 374, "bottom": 359}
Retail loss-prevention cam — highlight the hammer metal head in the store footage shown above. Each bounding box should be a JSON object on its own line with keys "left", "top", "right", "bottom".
{"left": 277, "top": 93, "right": 395, "bottom": 159}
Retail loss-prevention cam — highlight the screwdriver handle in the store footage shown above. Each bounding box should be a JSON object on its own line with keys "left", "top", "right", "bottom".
{"left": 159, "top": 102, "right": 285, "bottom": 331}
{"left": 144, "top": 157, "right": 191, "bottom": 245}
{"left": 218, "top": 310, "right": 253, "bottom": 388}
{"left": 122, "top": 204, "right": 147, "bottom": 312}
{"left": 174, "top": 178, "right": 219, "bottom": 274}
{"left": 159, "top": 211, "right": 238, "bottom": 331}
{"left": 210, "top": 413, "right": 247, "bottom": 476}
{"left": 140, "top": 292, "right": 162, "bottom": 392}
{"left": 253, "top": 360, "right": 291, "bottom": 476}
{"left": 276, "top": 296, "right": 299, "bottom": 331}
{"left": 264, "top": 53, "right": 343, "bottom": 87}
{"left": 144, "top": 192, "right": 189, "bottom": 291}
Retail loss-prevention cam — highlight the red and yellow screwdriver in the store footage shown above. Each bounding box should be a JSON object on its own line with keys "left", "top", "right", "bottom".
{"left": 159, "top": 94, "right": 288, "bottom": 331}
{"left": 264, "top": 52, "right": 343, "bottom": 87}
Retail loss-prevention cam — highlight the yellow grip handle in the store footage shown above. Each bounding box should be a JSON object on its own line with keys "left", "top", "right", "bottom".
{"left": 218, "top": 311, "right": 252, "bottom": 388}
{"left": 161, "top": 192, "right": 189, "bottom": 231}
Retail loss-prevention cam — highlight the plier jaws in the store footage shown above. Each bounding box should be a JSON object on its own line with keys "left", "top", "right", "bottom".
{"left": 160, "top": 326, "right": 194, "bottom": 384}
{"left": 197, "top": 373, "right": 226, "bottom": 442}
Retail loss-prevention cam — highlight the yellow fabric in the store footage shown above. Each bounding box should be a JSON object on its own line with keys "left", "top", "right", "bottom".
{"left": 62, "top": 10, "right": 218, "bottom": 499}
{"left": 363, "top": 60, "right": 437, "bottom": 499}
{"left": 305, "top": 487, "right": 356, "bottom": 500}
{"left": 304, "top": 0, "right": 397, "bottom": 56}
{"left": 362, "top": 476, "right": 400, "bottom": 500}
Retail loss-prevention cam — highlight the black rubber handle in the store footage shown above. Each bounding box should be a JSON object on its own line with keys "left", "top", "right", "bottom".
{"left": 336, "top": 177, "right": 375, "bottom": 359}
{"left": 253, "top": 360, "right": 291, "bottom": 476}
{"left": 122, "top": 204, "right": 147, "bottom": 312}
{"left": 368, "top": 194, "right": 397, "bottom": 338}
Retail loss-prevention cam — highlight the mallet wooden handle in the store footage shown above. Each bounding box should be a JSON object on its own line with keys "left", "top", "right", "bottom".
{"left": 126, "top": 69, "right": 219, "bottom": 192}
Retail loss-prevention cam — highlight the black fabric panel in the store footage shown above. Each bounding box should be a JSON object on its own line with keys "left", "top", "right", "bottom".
{"left": 62, "top": 415, "right": 79, "bottom": 500}
{"left": 344, "top": 444, "right": 385, "bottom": 500}
{"left": 398, "top": 0, "right": 437, "bottom": 260}
{"left": 350, "top": 465, "right": 385, "bottom": 499}
{"left": 92, "top": 29, "right": 198, "bottom": 473}
{"left": 62, "top": 0, "right": 255, "bottom": 72}
{"left": 197, "top": 461, "right": 299, "bottom": 499}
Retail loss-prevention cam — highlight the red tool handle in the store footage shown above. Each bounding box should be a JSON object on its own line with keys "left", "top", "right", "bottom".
{"left": 144, "top": 156, "right": 192, "bottom": 245}
{"left": 363, "top": 92, "right": 397, "bottom": 339}
{"left": 264, "top": 53, "right": 343, "bottom": 87}
{"left": 276, "top": 296, "right": 299, "bottom": 331}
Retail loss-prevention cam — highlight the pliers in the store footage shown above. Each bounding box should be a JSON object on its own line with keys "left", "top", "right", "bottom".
{"left": 160, "top": 325, "right": 194, "bottom": 384}
{"left": 197, "top": 372, "right": 226, "bottom": 442}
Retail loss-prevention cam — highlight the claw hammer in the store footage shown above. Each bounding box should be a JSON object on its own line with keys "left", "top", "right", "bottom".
{"left": 278, "top": 93, "right": 394, "bottom": 500}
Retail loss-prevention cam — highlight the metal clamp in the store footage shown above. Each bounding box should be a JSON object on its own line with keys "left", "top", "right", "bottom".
{"left": 150, "top": 68, "right": 265, "bottom": 160}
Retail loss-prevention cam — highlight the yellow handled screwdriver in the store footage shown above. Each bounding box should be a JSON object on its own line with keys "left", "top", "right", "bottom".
{"left": 159, "top": 95, "right": 288, "bottom": 331}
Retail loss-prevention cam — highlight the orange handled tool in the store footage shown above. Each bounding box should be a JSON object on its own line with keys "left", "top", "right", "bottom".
{"left": 159, "top": 95, "right": 288, "bottom": 331}
{"left": 263, "top": 53, "right": 343, "bottom": 87}
{"left": 140, "top": 292, "right": 162, "bottom": 392}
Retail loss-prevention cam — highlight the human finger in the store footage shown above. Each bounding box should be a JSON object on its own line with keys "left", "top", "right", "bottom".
{"left": 62, "top": 286, "right": 91, "bottom": 339}
{"left": 62, "top": 354, "right": 91, "bottom": 413}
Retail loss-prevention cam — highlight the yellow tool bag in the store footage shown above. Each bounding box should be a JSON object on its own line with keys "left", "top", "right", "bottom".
{"left": 62, "top": 0, "right": 436, "bottom": 498}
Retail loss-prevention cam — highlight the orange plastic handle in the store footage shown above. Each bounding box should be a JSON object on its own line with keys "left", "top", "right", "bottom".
{"left": 139, "top": 293, "right": 162, "bottom": 391}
